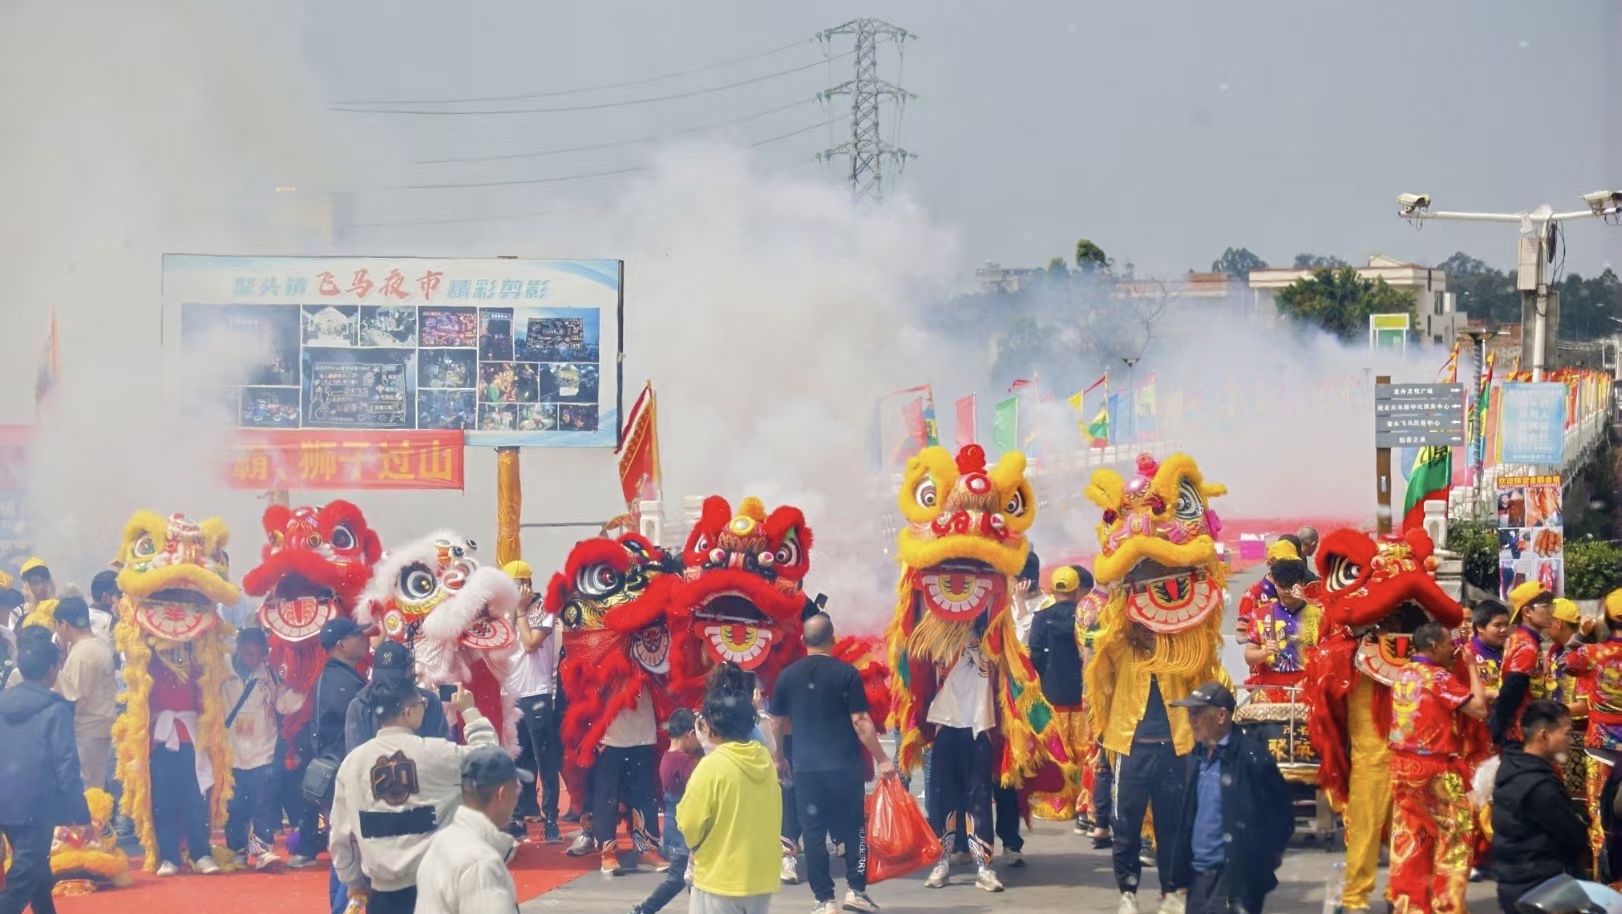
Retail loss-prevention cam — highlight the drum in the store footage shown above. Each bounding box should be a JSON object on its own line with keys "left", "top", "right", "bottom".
{"left": 1234, "top": 688, "right": 1319, "bottom": 785}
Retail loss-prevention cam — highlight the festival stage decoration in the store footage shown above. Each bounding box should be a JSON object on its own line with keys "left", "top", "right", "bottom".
{"left": 242, "top": 500, "right": 382, "bottom": 763}
{"left": 885, "top": 443, "right": 1072, "bottom": 786}
{"left": 1304, "top": 527, "right": 1464, "bottom": 910}
{"left": 109, "top": 511, "right": 240, "bottom": 871}
{"left": 1083, "top": 453, "right": 1230, "bottom": 753}
{"left": 544, "top": 532, "right": 680, "bottom": 768}
{"left": 358, "top": 532, "right": 522, "bottom": 750}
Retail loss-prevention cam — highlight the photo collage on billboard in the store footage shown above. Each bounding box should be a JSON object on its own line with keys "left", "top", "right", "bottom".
{"left": 164, "top": 257, "right": 623, "bottom": 446}
{"left": 1497, "top": 474, "right": 1564, "bottom": 599}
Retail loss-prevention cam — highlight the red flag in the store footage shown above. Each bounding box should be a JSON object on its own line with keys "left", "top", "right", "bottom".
{"left": 616, "top": 382, "right": 660, "bottom": 506}
{"left": 954, "top": 395, "right": 976, "bottom": 449}
{"left": 34, "top": 307, "right": 58, "bottom": 413}
{"left": 1008, "top": 378, "right": 1033, "bottom": 393}
{"left": 1081, "top": 373, "right": 1108, "bottom": 395}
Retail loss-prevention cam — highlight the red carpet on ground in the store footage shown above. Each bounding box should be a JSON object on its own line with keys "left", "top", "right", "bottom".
{"left": 53, "top": 836, "right": 590, "bottom": 914}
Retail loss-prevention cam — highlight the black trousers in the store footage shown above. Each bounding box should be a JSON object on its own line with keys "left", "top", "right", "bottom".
{"left": 638, "top": 851, "right": 689, "bottom": 913}
{"left": 1094, "top": 749, "right": 1115, "bottom": 827}
{"left": 591, "top": 744, "right": 659, "bottom": 848}
{"left": 926, "top": 727, "right": 995, "bottom": 862}
{"left": 225, "top": 764, "right": 279, "bottom": 852}
{"left": 1113, "top": 741, "right": 1189, "bottom": 894}
{"left": 151, "top": 743, "right": 213, "bottom": 865}
{"left": 1188, "top": 866, "right": 1265, "bottom": 914}
{"left": 993, "top": 783, "right": 1023, "bottom": 851}
{"left": 795, "top": 770, "right": 868, "bottom": 902}
{"left": 0, "top": 824, "right": 55, "bottom": 914}
{"left": 518, "top": 693, "right": 562, "bottom": 822}
{"left": 366, "top": 885, "right": 416, "bottom": 914}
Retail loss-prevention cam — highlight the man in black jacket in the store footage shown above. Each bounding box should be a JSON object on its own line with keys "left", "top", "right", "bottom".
{"left": 0, "top": 628, "right": 90, "bottom": 914}
{"left": 343, "top": 640, "right": 449, "bottom": 753}
{"left": 1492, "top": 700, "right": 1591, "bottom": 914}
{"left": 1027, "top": 565, "right": 1092, "bottom": 833}
{"left": 287, "top": 617, "right": 368, "bottom": 869}
{"left": 1170, "top": 681, "right": 1294, "bottom": 914}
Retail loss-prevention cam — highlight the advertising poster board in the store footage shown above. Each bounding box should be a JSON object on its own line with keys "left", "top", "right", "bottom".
{"left": 1497, "top": 383, "right": 1567, "bottom": 466}
{"left": 1497, "top": 473, "right": 1563, "bottom": 599}
{"left": 162, "top": 255, "right": 624, "bottom": 447}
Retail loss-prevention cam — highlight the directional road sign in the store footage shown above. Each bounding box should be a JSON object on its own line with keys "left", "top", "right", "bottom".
{"left": 1374, "top": 383, "right": 1466, "bottom": 448}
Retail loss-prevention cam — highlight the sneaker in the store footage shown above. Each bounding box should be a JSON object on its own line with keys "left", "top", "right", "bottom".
{"left": 812, "top": 902, "right": 838, "bottom": 914}
{"left": 974, "top": 867, "right": 1003, "bottom": 893}
{"left": 193, "top": 856, "right": 222, "bottom": 875}
{"left": 924, "top": 861, "right": 950, "bottom": 888}
{"left": 228, "top": 852, "right": 247, "bottom": 867}
{"left": 286, "top": 854, "right": 319, "bottom": 869}
{"left": 504, "top": 820, "right": 528, "bottom": 840}
{"left": 635, "top": 850, "right": 671, "bottom": 874}
{"left": 780, "top": 853, "right": 799, "bottom": 884}
{"left": 600, "top": 845, "right": 620, "bottom": 877}
{"left": 566, "top": 833, "right": 596, "bottom": 857}
{"left": 1075, "top": 817, "right": 1088, "bottom": 835}
{"left": 255, "top": 851, "right": 284, "bottom": 871}
{"left": 1002, "top": 847, "right": 1024, "bottom": 868}
{"left": 1139, "top": 851, "right": 1156, "bottom": 868}
{"left": 1157, "top": 890, "right": 1187, "bottom": 914}
{"left": 1118, "top": 891, "right": 1140, "bottom": 914}
{"left": 1091, "top": 829, "right": 1113, "bottom": 849}
{"left": 156, "top": 861, "right": 179, "bottom": 877}
{"left": 544, "top": 820, "right": 561, "bottom": 843}
{"left": 843, "top": 890, "right": 880, "bottom": 912}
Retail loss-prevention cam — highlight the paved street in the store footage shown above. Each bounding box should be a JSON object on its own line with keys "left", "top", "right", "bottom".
{"left": 522, "top": 818, "right": 1503, "bottom": 913}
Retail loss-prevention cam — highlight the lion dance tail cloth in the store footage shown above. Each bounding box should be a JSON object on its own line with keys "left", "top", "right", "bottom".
{"left": 241, "top": 501, "right": 381, "bottom": 766}
{"left": 1305, "top": 527, "right": 1464, "bottom": 912}
{"left": 358, "top": 532, "right": 522, "bottom": 751}
{"left": 109, "top": 511, "right": 241, "bottom": 871}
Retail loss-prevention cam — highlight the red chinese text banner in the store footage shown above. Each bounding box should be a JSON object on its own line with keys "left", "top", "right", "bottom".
{"left": 227, "top": 431, "right": 465, "bottom": 490}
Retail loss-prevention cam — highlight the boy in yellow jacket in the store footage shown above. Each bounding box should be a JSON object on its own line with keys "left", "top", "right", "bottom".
{"left": 678, "top": 663, "right": 784, "bottom": 914}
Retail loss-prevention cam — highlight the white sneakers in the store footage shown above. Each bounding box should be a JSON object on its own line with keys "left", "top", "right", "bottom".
{"left": 974, "top": 867, "right": 1004, "bottom": 893}
{"left": 156, "top": 861, "right": 179, "bottom": 877}
{"left": 779, "top": 853, "right": 799, "bottom": 884}
{"left": 924, "top": 860, "right": 950, "bottom": 888}
{"left": 192, "top": 857, "right": 222, "bottom": 875}
{"left": 1118, "top": 891, "right": 1140, "bottom": 914}
{"left": 1157, "top": 890, "right": 1187, "bottom": 914}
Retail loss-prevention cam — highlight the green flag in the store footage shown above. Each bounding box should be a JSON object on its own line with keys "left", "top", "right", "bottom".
{"left": 1400, "top": 446, "right": 1451, "bottom": 532}
{"left": 1084, "top": 406, "right": 1110, "bottom": 443}
{"left": 992, "top": 396, "right": 1018, "bottom": 452}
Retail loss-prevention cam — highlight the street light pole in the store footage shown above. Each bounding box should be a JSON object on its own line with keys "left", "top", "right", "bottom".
{"left": 1395, "top": 192, "right": 1621, "bottom": 381}
{"left": 1121, "top": 356, "right": 1139, "bottom": 444}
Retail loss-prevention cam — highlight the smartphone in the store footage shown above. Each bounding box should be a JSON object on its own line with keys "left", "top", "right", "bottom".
{"left": 437, "top": 683, "right": 456, "bottom": 702}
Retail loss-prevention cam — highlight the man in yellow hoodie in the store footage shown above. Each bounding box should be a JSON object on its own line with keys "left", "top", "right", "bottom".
{"left": 679, "top": 662, "right": 783, "bottom": 914}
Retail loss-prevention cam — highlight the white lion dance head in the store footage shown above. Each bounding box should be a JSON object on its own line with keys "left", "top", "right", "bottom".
{"left": 358, "top": 531, "right": 522, "bottom": 751}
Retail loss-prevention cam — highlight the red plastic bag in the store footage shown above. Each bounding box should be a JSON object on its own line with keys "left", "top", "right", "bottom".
{"left": 864, "top": 776, "right": 941, "bottom": 884}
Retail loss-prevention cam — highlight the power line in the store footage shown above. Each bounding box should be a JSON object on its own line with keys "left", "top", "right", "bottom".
{"left": 332, "top": 39, "right": 811, "bottom": 106}
{"left": 417, "top": 98, "right": 815, "bottom": 164}
{"left": 382, "top": 116, "right": 849, "bottom": 190}
{"left": 332, "top": 53, "right": 851, "bottom": 116}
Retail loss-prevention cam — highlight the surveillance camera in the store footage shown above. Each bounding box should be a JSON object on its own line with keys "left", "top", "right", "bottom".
{"left": 1583, "top": 190, "right": 1621, "bottom": 216}
{"left": 1396, "top": 193, "right": 1431, "bottom": 212}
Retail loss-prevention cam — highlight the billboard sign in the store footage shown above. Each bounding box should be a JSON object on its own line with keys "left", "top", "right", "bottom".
{"left": 1373, "top": 383, "right": 1465, "bottom": 448}
{"left": 1496, "top": 473, "right": 1563, "bottom": 599}
{"left": 1498, "top": 382, "right": 1567, "bottom": 466}
{"left": 162, "top": 255, "right": 624, "bottom": 447}
{"left": 1369, "top": 313, "right": 1410, "bottom": 354}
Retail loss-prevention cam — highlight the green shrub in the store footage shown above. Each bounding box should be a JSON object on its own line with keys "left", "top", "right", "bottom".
{"left": 1565, "top": 539, "right": 1622, "bottom": 599}
{"left": 1446, "top": 521, "right": 1500, "bottom": 595}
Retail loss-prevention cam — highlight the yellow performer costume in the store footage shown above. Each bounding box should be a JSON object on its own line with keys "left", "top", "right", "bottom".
{"left": 109, "top": 511, "right": 239, "bottom": 872}
{"left": 1026, "top": 567, "right": 1092, "bottom": 821}
{"left": 1082, "top": 453, "right": 1230, "bottom": 905}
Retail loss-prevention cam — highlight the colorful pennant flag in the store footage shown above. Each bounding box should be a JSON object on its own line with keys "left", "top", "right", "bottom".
{"left": 954, "top": 395, "right": 976, "bottom": 449}
{"left": 616, "top": 381, "right": 661, "bottom": 507}
{"left": 992, "top": 396, "right": 1018, "bottom": 453}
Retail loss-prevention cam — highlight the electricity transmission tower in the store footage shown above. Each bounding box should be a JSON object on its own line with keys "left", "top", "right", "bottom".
{"left": 817, "top": 18, "right": 915, "bottom": 204}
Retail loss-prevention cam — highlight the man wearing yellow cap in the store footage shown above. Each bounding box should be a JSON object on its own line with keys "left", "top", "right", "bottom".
{"left": 1235, "top": 539, "right": 1305, "bottom": 687}
{"left": 1491, "top": 582, "right": 1556, "bottom": 748}
{"left": 1560, "top": 589, "right": 1622, "bottom": 874}
{"left": 1241, "top": 552, "right": 1321, "bottom": 704}
{"left": 16, "top": 558, "right": 53, "bottom": 616}
{"left": 1025, "top": 566, "right": 1092, "bottom": 827}
{"left": 504, "top": 559, "right": 563, "bottom": 843}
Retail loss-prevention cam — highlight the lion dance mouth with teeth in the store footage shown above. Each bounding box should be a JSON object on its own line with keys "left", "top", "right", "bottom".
{"left": 358, "top": 532, "right": 522, "bottom": 750}
{"left": 242, "top": 501, "right": 382, "bottom": 765}
{"left": 887, "top": 444, "right": 1071, "bottom": 789}
{"left": 109, "top": 511, "right": 241, "bottom": 871}
{"left": 1304, "top": 527, "right": 1464, "bottom": 913}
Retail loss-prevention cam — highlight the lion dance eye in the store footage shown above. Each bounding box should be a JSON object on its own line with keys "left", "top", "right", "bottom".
{"left": 914, "top": 479, "right": 938, "bottom": 509}
{"left": 774, "top": 541, "right": 801, "bottom": 567}
{"left": 330, "top": 525, "right": 356, "bottom": 551}
{"left": 1327, "top": 555, "right": 1361, "bottom": 591}
{"left": 1004, "top": 490, "right": 1027, "bottom": 517}
{"left": 306, "top": 535, "right": 321, "bottom": 549}
{"left": 134, "top": 535, "right": 156, "bottom": 558}
{"left": 576, "top": 564, "right": 622, "bottom": 598}
{"left": 1174, "top": 479, "right": 1204, "bottom": 521}
{"left": 401, "top": 566, "right": 437, "bottom": 601}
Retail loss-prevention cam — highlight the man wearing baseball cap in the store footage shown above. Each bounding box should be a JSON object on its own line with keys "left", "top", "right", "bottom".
{"left": 502, "top": 559, "right": 562, "bottom": 843}
{"left": 288, "top": 617, "right": 369, "bottom": 870}
{"left": 415, "top": 746, "right": 531, "bottom": 914}
{"left": 1168, "top": 682, "right": 1294, "bottom": 914}
{"left": 344, "top": 640, "right": 449, "bottom": 754}
{"left": 1026, "top": 565, "right": 1092, "bottom": 836}
{"left": 1492, "top": 583, "right": 1556, "bottom": 749}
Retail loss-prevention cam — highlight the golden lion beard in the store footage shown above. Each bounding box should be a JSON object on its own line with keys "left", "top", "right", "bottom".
{"left": 1104, "top": 608, "right": 1222, "bottom": 679}
{"left": 904, "top": 605, "right": 983, "bottom": 667}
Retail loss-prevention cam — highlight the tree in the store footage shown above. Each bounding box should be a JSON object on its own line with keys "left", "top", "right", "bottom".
{"left": 1210, "top": 246, "right": 1268, "bottom": 278}
{"left": 1275, "top": 267, "right": 1416, "bottom": 341}
{"left": 1075, "top": 238, "right": 1109, "bottom": 273}
{"left": 1439, "top": 251, "right": 1518, "bottom": 326}
{"left": 1292, "top": 253, "right": 1349, "bottom": 270}
{"left": 1046, "top": 256, "right": 1070, "bottom": 277}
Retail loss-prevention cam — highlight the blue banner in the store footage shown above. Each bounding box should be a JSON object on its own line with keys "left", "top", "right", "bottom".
{"left": 1498, "top": 383, "right": 1567, "bottom": 466}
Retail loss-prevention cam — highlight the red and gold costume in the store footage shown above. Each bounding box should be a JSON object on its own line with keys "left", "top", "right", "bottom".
{"left": 241, "top": 501, "right": 382, "bottom": 766}
{"left": 1305, "top": 528, "right": 1464, "bottom": 913}
{"left": 1387, "top": 655, "right": 1475, "bottom": 914}
{"left": 37, "top": 789, "right": 132, "bottom": 896}
{"left": 357, "top": 531, "right": 522, "bottom": 749}
{"left": 109, "top": 511, "right": 240, "bottom": 871}
{"left": 1556, "top": 589, "right": 1622, "bottom": 874}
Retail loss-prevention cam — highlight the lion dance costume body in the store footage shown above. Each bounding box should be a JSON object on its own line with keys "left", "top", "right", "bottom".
{"left": 241, "top": 501, "right": 382, "bottom": 766}
{"left": 109, "top": 511, "right": 240, "bottom": 871}
{"left": 358, "top": 532, "right": 521, "bottom": 750}
{"left": 1305, "top": 528, "right": 1465, "bottom": 913}
{"left": 886, "top": 444, "right": 1072, "bottom": 886}
{"left": 1081, "top": 453, "right": 1229, "bottom": 899}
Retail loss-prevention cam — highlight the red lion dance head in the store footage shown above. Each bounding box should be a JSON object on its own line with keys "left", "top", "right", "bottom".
{"left": 666, "top": 495, "right": 814, "bottom": 703}
{"left": 1305, "top": 527, "right": 1464, "bottom": 806}
{"left": 545, "top": 533, "right": 679, "bottom": 767}
{"left": 241, "top": 500, "right": 382, "bottom": 759}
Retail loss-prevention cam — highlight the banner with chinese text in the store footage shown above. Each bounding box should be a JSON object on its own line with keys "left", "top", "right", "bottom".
{"left": 1495, "top": 473, "right": 1562, "bottom": 599}
{"left": 226, "top": 430, "right": 465, "bottom": 490}
{"left": 162, "top": 255, "right": 624, "bottom": 448}
{"left": 1496, "top": 383, "right": 1567, "bottom": 466}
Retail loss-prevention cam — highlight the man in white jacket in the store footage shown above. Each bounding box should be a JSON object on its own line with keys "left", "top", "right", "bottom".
{"left": 415, "top": 745, "right": 529, "bottom": 914}
{"left": 330, "top": 677, "right": 498, "bottom": 914}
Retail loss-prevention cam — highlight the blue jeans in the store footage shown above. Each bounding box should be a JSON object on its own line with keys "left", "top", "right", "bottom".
{"left": 661, "top": 795, "right": 688, "bottom": 857}
{"left": 329, "top": 865, "right": 346, "bottom": 914}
